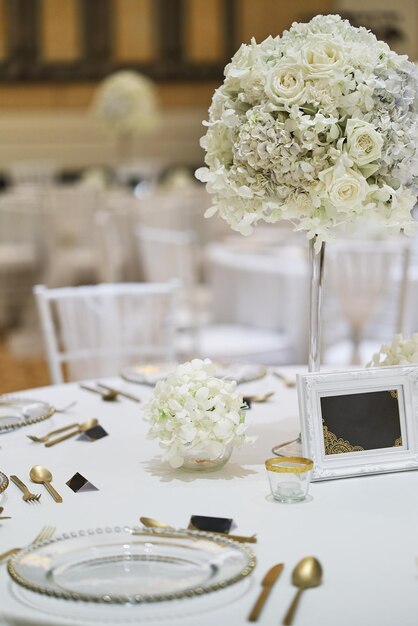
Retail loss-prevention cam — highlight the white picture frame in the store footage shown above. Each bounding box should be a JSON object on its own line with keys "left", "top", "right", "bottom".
{"left": 297, "top": 365, "right": 418, "bottom": 481}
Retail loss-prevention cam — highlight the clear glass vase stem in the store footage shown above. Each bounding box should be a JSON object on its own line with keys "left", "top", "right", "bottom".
{"left": 272, "top": 235, "right": 326, "bottom": 456}
{"left": 308, "top": 236, "right": 326, "bottom": 373}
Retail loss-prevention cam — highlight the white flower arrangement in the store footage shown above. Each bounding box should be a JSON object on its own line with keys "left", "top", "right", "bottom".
{"left": 367, "top": 333, "right": 418, "bottom": 367}
{"left": 92, "top": 70, "right": 159, "bottom": 135}
{"left": 196, "top": 14, "right": 418, "bottom": 251}
{"left": 143, "top": 359, "right": 248, "bottom": 468}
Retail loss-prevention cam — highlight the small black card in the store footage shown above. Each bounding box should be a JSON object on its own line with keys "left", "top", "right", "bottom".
{"left": 66, "top": 472, "right": 99, "bottom": 493}
{"left": 79, "top": 425, "right": 108, "bottom": 442}
{"left": 189, "top": 515, "right": 233, "bottom": 533}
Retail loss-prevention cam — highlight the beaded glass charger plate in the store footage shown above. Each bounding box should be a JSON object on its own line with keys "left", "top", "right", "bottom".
{"left": 8, "top": 527, "right": 256, "bottom": 605}
{"left": 0, "top": 471, "right": 9, "bottom": 494}
{"left": 0, "top": 396, "right": 55, "bottom": 433}
{"left": 120, "top": 362, "right": 267, "bottom": 386}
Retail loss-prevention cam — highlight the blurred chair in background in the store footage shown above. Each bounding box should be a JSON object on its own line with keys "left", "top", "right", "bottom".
{"left": 41, "top": 187, "right": 102, "bottom": 287}
{"left": 135, "top": 224, "right": 295, "bottom": 363}
{"left": 0, "top": 193, "right": 43, "bottom": 330}
{"left": 7, "top": 160, "right": 59, "bottom": 188}
{"left": 94, "top": 208, "right": 142, "bottom": 283}
{"left": 323, "top": 236, "right": 411, "bottom": 365}
{"left": 34, "top": 281, "right": 179, "bottom": 384}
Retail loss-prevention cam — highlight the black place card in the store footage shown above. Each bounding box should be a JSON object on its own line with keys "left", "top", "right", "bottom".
{"left": 78, "top": 425, "right": 108, "bottom": 442}
{"left": 66, "top": 472, "right": 99, "bottom": 493}
{"left": 189, "top": 515, "right": 233, "bottom": 533}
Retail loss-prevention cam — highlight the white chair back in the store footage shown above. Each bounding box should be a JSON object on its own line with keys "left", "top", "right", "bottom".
{"left": 94, "top": 209, "right": 140, "bottom": 283}
{"left": 34, "top": 281, "right": 179, "bottom": 384}
{"left": 135, "top": 225, "right": 199, "bottom": 333}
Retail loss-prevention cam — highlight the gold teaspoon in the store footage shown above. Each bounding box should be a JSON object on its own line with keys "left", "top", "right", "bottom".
{"left": 44, "top": 418, "right": 98, "bottom": 447}
{"left": 29, "top": 466, "right": 63, "bottom": 503}
{"left": 80, "top": 384, "right": 118, "bottom": 401}
{"left": 140, "top": 516, "right": 171, "bottom": 529}
{"left": 282, "top": 556, "right": 322, "bottom": 625}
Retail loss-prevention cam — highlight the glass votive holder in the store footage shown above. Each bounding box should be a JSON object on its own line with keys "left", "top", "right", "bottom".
{"left": 265, "top": 456, "right": 313, "bottom": 503}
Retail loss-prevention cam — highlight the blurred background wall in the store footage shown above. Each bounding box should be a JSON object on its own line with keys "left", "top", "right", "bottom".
{"left": 0, "top": 0, "right": 414, "bottom": 168}
{"left": 0, "top": 0, "right": 333, "bottom": 168}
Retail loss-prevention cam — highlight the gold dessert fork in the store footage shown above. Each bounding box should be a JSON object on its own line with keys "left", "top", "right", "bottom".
{"left": 10, "top": 475, "right": 41, "bottom": 503}
{"left": 0, "top": 525, "right": 55, "bottom": 562}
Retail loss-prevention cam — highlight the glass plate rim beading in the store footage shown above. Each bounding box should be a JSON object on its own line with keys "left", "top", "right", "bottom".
{"left": 0, "top": 396, "right": 56, "bottom": 432}
{"left": 120, "top": 362, "right": 267, "bottom": 386}
{"left": 7, "top": 526, "right": 256, "bottom": 604}
{"left": 0, "top": 471, "right": 9, "bottom": 493}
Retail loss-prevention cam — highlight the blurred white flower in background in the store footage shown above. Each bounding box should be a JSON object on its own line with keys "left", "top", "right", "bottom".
{"left": 92, "top": 70, "right": 159, "bottom": 135}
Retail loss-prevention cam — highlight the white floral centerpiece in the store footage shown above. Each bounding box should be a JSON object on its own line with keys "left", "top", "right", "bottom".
{"left": 196, "top": 14, "right": 418, "bottom": 252}
{"left": 367, "top": 333, "right": 418, "bottom": 367}
{"left": 143, "top": 359, "right": 248, "bottom": 469}
{"left": 92, "top": 70, "right": 159, "bottom": 135}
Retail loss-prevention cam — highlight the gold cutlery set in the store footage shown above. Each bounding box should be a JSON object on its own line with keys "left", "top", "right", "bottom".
{"left": 139, "top": 516, "right": 257, "bottom": 544}
{"left": 248, "top": 557, "right": 322, "bottom": 624}
{"left": 80, "top": 383, "right": 141, "bottom": 402}
{"left": 27, "top": 418, "right": 98, "bottom": 447}
{"left": 10, "top": 467, "right": 63, "bottom": 503}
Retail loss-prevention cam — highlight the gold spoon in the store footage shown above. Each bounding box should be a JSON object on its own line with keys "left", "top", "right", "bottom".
{"left": 140, "top": 516, "right": 170, "bottom": 529}
{"left": 244, "top": 391, "right": 275, "bottom": 403}
{"left": 273, "top": 372, "right": 296, "bottom": 388}
{"left": 44, "top": 418, "right": 98, "bottom": 447}
{"left": 79, "top": 384, "right": 118, "bottom": 401}
{"left": 0, "top": 506, "right": 11, "bottom": 520}
{"left": 282, "top": 556, "right": 322, "bottom": 625}
{"left": 29, "top": 466, "right": 63, "bottom": 503}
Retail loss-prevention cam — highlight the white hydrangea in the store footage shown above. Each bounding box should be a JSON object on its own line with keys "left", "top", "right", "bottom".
{"left": 196, "top": 14, "right": 418, "bottom": 251}
{"left": 142, "top": 359, "right": 248, "bottom": 468}
{"left": 92, "top": 70, "right": 159, "bottom": 134}
{"left": 367, "top": 333, "right": 418, "bottom": 367}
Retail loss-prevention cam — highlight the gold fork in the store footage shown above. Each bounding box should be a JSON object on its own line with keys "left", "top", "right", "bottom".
{"left": 10, "top": 475, "right": 41, "bottom": 502}
{"left": 0, "top": 525, "right": 55, "bottom": 562}
{"left": 27, "top": 422, "right": 79, "bottom": 443}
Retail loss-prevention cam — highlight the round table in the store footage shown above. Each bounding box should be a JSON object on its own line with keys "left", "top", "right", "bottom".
{"left": 0, "top": 369, "right": 418, "bottom": 625}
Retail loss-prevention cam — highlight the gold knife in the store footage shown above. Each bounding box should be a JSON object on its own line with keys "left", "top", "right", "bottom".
{"left": 248, "top": 562, "right": 284, "bottom": 622}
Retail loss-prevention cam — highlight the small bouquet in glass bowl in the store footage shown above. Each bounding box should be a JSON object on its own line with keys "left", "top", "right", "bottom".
{"left": 367, "top": 333, "right": 418, "bottom": 367}
{"left": 143, "top": 359, "right": 249, "bottom": 470}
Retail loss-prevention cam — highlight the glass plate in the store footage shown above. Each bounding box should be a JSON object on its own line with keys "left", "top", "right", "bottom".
{"left": 0, "top": 396, "right": 55, "bottom": 432}
{"left": 0, "top": 471, "right": 9, "bottom": 494}
{"left": 8, "top": 527, "right": 256, "bottom": 605}
{"left": 10, "top": 574, "right": 252, "bottom": 624}
{"left": 120, "top": 362, "right": 267, "bottom": 386}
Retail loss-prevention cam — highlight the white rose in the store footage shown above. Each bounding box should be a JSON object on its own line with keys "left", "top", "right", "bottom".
{"left": 265, "top": 64, "right": 306, "bottom": 106}
{"left": 346, "top": 119, "right": 384, "bottom": 166}
{"left": 301, "top": 36, "right": 345, "bottom": 78}
{"left": 286, "top": 192, "right": 313, "bottom": 217}
{"left": 320, "top": 164, "right": 368, "bottom": 210}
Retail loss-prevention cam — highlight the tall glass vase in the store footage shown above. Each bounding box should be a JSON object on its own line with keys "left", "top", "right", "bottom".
{"left": 308, "top": 236, "right": 326, "bottom": 373}
{"left": 272, "top": 235, "right": 326, "bottom": 456}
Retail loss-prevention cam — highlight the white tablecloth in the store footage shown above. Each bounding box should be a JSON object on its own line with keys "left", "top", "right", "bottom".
{"left": 1, "top": 370, "right": 418, "bottom": 626}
